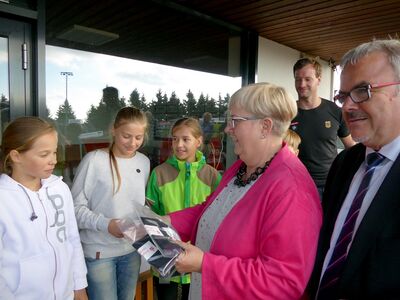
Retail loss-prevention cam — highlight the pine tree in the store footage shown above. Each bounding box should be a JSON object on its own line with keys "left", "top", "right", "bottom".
{"left": 151, "top": 89, "right": 168, "bottom": 120}
{"left": 197, "top": 93, "right": 207, "bottom": 118}
{"left": 0, "top": 94, "right": 10, "bottom": 125}
{"left": 166, "top": 91, "right": 183, "bottom": 120}
{"left": 128, "top": 89, "right": 147, "bottom": 110}
{"left": 205, "top": 95, "right": 218, "bottom": 116}
{"left": 55, "top": 99, "right": 76, "bottom": 126}
{"left": 221, "top": 93, "right": 230, "bottom": 117}
{"left": 184, "top": 90, "right": 197, "bottom": 117}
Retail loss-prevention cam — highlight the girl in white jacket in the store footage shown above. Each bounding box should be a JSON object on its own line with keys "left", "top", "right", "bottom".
{"left": 0, "top": 117, "right": 88, "bottom": 300}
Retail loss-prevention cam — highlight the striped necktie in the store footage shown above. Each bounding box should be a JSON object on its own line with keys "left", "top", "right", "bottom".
{"left": 316, "top": 152, "right": 385, "bottom": 299}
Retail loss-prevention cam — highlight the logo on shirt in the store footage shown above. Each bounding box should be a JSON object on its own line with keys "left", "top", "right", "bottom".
{"left": 47, "top": 191, "right": 67, "bottom": 243}
{"left": 325, "top": 121, "right": 331, "bottom": 128}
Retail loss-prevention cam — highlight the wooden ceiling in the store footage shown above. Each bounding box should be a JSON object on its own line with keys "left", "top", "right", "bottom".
{"left": 46, "top": 0, "right": 400, "bottom": 75}
{"left": 185, "top": 0, "right": 400, "bottom": 64}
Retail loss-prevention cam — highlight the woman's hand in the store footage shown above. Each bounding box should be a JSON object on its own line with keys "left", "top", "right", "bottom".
{"left": 74, "top": 288, "right": 88, "bottom": 300}
{"left": 108, "top": 219, "right": 124, "bottom": 238}
{"left": 174, "top": 240, "right": 204, "bottom": 274}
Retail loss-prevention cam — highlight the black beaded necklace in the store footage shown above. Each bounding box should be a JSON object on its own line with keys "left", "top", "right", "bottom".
{"left": 234, "top": 154, "right": 275, "bottom": 187}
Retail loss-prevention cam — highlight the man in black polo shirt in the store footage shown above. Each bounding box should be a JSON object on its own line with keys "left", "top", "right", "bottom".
{"left": 291, "top": 58, "right": 355, "bottom": 198}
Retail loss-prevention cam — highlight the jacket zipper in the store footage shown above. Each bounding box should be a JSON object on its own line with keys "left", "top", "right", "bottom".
{"left": 37, "top": 192, "right": 58, "bottom": 300}
{"left": 184, "top": 162, "right": 191, "bottom": 208}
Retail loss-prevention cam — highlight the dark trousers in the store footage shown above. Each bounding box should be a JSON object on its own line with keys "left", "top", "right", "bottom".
{"left": 154, "top": 277, "right": 190, "bottom": 300}
{"left": 317, "top": 185, "right": 325, "bottom": 201}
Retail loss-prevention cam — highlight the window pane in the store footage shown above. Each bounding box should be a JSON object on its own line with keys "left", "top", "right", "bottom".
{"left": 0, "top": 37, "right": 10, "bottom": 143}
{"left": 46, "top": 46, "right": 240, "bottom": 186}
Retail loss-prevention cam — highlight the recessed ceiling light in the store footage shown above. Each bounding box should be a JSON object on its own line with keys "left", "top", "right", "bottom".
{"left": 56, "top": 25, "right": 119, "bottom": 46}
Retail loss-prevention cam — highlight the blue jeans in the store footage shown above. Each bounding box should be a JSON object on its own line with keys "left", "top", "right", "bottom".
{"left": 86, "top": 251, "right": 141, "bottom": 300}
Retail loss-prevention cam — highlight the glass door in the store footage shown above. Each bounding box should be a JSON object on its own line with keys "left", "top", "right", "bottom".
{"left": 0, "top": 17, "right": 33, "bottom": 141}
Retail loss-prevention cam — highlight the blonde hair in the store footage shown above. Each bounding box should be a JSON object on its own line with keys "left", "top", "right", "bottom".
{"left": 284, "top": 129, "right": 301, "bottom": 152}
{"left": 1, "top": 117, "right": 56, "bottom": 175}
{"left": 109, "top": 107, "right": 148, "bottom": 193}
{"left": 229, "top": 82, "right": 297, "bottom": 136}
{"left": 171, "top": 117, "right": 203, "bottom": 139}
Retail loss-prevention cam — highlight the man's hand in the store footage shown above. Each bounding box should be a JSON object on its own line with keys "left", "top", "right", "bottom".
{"left": 174, "top": 240, "right": 204, "bottom": 274}
{"left": 108, "top": 219, "right": 124, "bottom": 238}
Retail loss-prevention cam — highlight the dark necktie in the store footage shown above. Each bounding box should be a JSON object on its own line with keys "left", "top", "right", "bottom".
{"left": 316, "top": 152, "right": 385, "bottom": 299}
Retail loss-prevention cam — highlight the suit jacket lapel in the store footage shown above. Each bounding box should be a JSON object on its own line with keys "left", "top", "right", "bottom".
{"left": 341, "top": 152, "right": 400, "bottom": 286}
{"left": 324, "top": 145, "right": 365, "bottom": 241}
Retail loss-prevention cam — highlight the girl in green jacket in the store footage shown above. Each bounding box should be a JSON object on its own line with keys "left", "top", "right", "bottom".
{"left": 146, "top": 117, "right": 221, "bottom": 300}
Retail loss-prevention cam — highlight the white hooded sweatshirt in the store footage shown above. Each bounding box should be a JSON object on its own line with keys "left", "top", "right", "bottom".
{"left": 0, "top": 174, "right": 87, "bottom": 300}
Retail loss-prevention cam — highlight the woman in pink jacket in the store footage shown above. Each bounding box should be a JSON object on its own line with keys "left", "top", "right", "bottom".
{"left": 166, "top": 82, "right": 322, "bottom": 299}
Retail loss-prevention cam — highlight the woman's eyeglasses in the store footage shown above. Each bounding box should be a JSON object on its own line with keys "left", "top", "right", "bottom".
{"left": 334, "top": 82, "right": 400, "bottom": 104}
{"left": 226, "top": 115, "right": 262, "bottom": 128}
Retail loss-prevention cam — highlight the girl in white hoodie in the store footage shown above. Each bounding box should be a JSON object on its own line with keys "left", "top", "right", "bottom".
{"left": 0, "top": 117, "right": 88, "bottom": 300}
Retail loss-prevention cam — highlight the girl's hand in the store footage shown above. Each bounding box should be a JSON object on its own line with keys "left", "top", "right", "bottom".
{"left": 108, "top": 219, "right": 124, "bottom": 238}
{"left": 74, "top": 288, "right": 88, "bottom": 300}
{"left": 174, "top": 240, "right": 204, "bottom": 273}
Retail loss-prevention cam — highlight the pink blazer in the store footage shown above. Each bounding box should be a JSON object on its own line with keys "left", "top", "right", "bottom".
{"left": 171, "top": 144, "right": 322, "bottom": 299}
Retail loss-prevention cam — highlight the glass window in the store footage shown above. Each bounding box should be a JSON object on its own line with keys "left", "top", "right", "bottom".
{"left": 46, "top": 46, "right": 241, "bottom": 186}
{"left": 0, "top": 37, "right": 10, "bottom": 142}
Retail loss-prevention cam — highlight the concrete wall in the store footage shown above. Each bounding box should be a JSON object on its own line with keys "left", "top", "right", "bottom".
{"left": 257, "top": 37, "right": 333, "bottom": 101}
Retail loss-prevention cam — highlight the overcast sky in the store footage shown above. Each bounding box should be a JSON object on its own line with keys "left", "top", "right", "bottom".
{"left": 46, "top": 46, "right": 241, "bottom": 120}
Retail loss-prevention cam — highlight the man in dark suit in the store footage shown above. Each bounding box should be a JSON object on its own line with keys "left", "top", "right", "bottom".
{"left": 308, "top": 39, "right": 400, "bottom": 299}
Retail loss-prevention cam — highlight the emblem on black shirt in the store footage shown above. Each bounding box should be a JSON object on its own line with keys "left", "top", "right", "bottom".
{"left": 325, "top": 121, "right": 331, "bottom": 128}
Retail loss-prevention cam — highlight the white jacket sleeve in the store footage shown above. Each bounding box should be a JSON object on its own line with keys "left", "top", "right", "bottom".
{"left": 71, "top": 152, "right": 111, "bottom": 232}
{"left": 0, "top": 225, "right": 16, "bottom": 300}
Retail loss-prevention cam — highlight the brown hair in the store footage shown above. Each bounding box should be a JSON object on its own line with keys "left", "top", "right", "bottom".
{"left": 171, "top": 117, "right": 203, "bottom": 139}
{"left": 109, "top": 107, "right": 148, "bottom": 193}
{"left": 1, "top": 117, "right": 56, "bottom": 175}
{"left": 293, "top": 57, "right": 322, "bottom": 78}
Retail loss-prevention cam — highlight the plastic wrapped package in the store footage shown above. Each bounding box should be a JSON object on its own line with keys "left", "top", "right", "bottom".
{"left": 117, "top": 204, "right": 183, "bottom": 278}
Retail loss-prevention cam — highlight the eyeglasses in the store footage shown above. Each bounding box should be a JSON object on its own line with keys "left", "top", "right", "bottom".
{"left": 226, "top": 115, "right": 262, "bottom": 128}
{"left": 334, "top": 82, "right": 400, "bottom": 104}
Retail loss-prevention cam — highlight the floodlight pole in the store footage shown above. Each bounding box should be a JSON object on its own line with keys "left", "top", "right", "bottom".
{"left": 60, "top": 71, "right": 73, "bottom": 101}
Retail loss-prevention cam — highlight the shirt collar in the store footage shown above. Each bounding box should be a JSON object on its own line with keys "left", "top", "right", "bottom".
{"left": 366, "top": 135, "right": 400, "bottom": 162}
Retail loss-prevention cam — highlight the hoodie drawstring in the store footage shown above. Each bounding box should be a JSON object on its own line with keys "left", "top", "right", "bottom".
{"left": 18, "top": 184, "right": 38, "bottom": 221}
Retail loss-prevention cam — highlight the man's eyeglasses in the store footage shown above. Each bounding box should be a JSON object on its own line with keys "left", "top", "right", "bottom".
{"left": 334, "top": 82, "right": 400, "bottom": 105}
{"left": 226, "top": 115, "right": 262, "bottom": 128}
